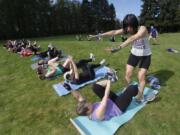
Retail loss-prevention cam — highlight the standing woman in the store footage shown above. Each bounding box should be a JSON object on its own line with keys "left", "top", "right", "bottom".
{"left": 89, "top": 14, "right": 152, "bottom": 102}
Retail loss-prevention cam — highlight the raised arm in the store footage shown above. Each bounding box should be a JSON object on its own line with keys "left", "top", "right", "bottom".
{"left": 109, "top": 26, "right": 148, "bottom": 53}
{"left": 45, "top": 65, "right": 56, "bottom": 78}
{"left": 94, "top": 80, "right": 111, "bottom": 120}
{"left": 89, "top": 29, "right": 124, "bottom": 39}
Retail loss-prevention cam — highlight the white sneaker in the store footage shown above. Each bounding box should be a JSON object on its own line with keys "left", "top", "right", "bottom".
{"left": 106, "top": 68, "right": 118, "bottom": 82}
{"left": 90, "top": 53, "right": 95, "bottom": 61}
{"left": 135, "top": 93, "right": 156, "bottom": 104}
{"left": 135, "top": 96, "right": 144, "bottom": 104}
{"left": 144, "top": 93, "right": 156, "bottom": 102}
{"left": 100, "top": 59, "right": 106, "bottom": 66}
{"left": 111, "top": 69, "right": 118, "bottom": 81}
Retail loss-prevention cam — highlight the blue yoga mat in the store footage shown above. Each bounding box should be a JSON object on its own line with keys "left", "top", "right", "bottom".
{"left": 70, "top": 86, "right": 158, "bottom": 135}
{"left": 31, "top": 56, "right": 50, "bottom": 62}
{"left": 53, "top": 66, "right": 109, "bottom": 96}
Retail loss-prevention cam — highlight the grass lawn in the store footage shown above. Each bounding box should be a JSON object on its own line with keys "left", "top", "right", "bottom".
{"left": 0, "top": 33, "right": 180, "bottom": 135}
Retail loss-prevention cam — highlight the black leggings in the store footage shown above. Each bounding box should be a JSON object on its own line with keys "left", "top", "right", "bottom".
{"left": 74, "top": 59, "right": 100, "bottom": 84}
{"left": 92, "top": 84, "right": 138, "bottom": 112}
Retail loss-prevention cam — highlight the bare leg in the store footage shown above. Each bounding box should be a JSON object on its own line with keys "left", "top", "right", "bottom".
{"left": 67, "top": 58, "right": 79, "bottom": 80}
{"left": 96, "top": 79, "right": 109, "bottom": 87}
{"left": 136, "top": 68, "right": 147, "bottom": 101}
{"left": 48, "top": 57, "right": 59, "bottom": 65}
{"left": 62, "top": 58, "right": 72, "bottom": 68}
{"left": 125, "top": 64, "right": 134, "bottom": 85}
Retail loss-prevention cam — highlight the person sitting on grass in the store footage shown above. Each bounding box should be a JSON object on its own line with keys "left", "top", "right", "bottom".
{"left": 27, "top": 41, "right": 41, "bottom": 55}
{"left": 71, "top": 79, "right": 138, "bottom": 121}
{"left": 37, "top": 44, "right": 62, "bottom": 59}
{"left": 76, "top": 35, "right": 82, "bottom": 41}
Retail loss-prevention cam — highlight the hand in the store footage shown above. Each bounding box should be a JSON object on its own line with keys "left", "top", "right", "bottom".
{"left": 111, "top": 48, "right": 119, "bottom": 53}
{"left": 105, "top": 47, "right": 119, "bottom": 53}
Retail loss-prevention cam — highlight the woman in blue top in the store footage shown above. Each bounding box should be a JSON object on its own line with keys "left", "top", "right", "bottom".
{"left": 89, "top": 14, "right": 152, "bottom": 102}
{"left": 149, "top": 25, "right": 158, "bottom": 44}
{"left": 72, "top": 79, "right": 138, "bottom": 121}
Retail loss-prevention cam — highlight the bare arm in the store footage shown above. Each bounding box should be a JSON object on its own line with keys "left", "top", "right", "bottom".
{"left": 94, "top": 80, "right": 111, "bottom": 120}
{"left": 45, "top": 65, "right": 56, "bottom": 77}
{"left": 89, "top": 29, "right": 124, "bottom": 39}
{"left": 71, "top": 91, "right": 85, "bottom": 102}
{"left": 69, "top": 58, "right": 79, "bottom": 79}
{"left": 108, "top": 26, "right": 148, "bottom": 53}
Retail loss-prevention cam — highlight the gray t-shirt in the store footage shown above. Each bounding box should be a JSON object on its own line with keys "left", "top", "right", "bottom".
{"left": 131, "top": 37, "right": 152, "bottom": 56}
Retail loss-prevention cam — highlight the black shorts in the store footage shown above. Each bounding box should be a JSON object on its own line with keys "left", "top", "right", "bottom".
{"left": 127, "top": 53, "right": 151, "bottom": 69}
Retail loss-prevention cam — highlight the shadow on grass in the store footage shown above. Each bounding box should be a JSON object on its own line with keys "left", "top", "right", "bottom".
{"left": 147, "top": 70, "right": 174, "bottom": 86}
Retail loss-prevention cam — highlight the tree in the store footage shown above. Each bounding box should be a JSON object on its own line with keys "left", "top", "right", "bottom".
{"left": 157, "top": 0, "right": 180, "bottom": 32}
{"left": 80, "top": 0, "right": 93, "bottom": 32}
{"left": 140, "top": 0, "right": 160, "bottom": 27}
{"left": 0, "top": 0, "right": 117, "bottom": 39}
{"left": 140, "top": 0, "right": 180, "bottom": 32}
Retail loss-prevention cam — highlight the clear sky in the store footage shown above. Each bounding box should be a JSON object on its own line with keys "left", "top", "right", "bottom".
{"left": 108, "top": 0, "right": 143, "bottom": 20}
{"left": 52, "top": 0, "right": 143, "bottom": 20}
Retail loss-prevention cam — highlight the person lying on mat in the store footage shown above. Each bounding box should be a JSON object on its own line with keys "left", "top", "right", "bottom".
{"left": 37, "top": 56, "right": 71, "bottom": 80}
{"left": 71, "top": 79, "right": 138, "bottom": 121}
{"left": 63, "top": 54, "right": 107, "bottom": 85}
{"left": 37, "top": 53, "right": 100, "bottom": 80}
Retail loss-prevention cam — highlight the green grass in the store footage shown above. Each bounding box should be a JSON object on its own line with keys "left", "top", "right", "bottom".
{"left": 0, "top": 33, "right": 180, "bottom": 135}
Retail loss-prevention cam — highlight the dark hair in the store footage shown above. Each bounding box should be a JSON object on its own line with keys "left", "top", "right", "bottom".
{"left": 123, "top": 14, "right": 139, "bottom": 33}
{"left": 37, "top": 66, "right": 44, "bottom": 74}
{"left": 37, "top": 66, "right": 46, "bottom": 80}
{"left": 76, "top": 101, "right": 89, "bottom": 116}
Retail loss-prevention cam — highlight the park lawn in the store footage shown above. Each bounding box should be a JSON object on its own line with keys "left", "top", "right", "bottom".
{"left": 0, "top": 33, "right": 180, "bottom": 135}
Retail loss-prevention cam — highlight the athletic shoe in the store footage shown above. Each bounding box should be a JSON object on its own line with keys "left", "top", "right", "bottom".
{"left": 135, "top": 96, "right": 144, "bottom": 104}
{"left": 63, "top": 82, "right": 72, "bottom": 91}
{"left": 106, "top": 68, "right": 118, "bottom": 82}
{"left": 135, "top": 92, "right": 156, "bottom": 104}
{"left": 90, "top": 53, "right": 95, "bottom": 61}
{"left": 144, "top": 92, "right": 156, "bottom": 102}
{"left": 100, "top": 59, "right": 106, "bottom": 66}
{"left": 111, "top": 69, "right": 118, "bottom": 81}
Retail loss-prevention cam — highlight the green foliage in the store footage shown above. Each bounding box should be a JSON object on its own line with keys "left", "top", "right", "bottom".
{"left": 0, "top": 0, "right": 119, "bottom": 39}
{"left": 140, "top": 0, "right": 180, "bottom": 32}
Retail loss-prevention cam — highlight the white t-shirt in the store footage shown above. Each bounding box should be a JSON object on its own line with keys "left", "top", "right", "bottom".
{"left": 131, "top": 37, "right": 152, "bottom": 56}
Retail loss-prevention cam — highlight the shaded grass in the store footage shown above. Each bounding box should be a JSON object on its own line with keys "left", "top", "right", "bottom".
{"left": 0, "top": 33, "right": 180, "bottom": 135}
